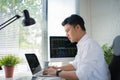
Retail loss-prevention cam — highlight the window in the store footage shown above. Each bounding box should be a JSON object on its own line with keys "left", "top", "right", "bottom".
{"left": 0, "top": 0, "right": 47, "bottom": 61}
{"left": 48, "top": 0, "right": 76, "bottom": 36}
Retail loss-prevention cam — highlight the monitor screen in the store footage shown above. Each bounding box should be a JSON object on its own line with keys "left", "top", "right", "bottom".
{"left": 50, "top": 36, "right": 77, "bottom": 58}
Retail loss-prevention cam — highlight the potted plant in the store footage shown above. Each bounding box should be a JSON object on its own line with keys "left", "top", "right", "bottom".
{"left": 0, "top": 54, "right": 22, "bottom": 78}
{"left": 102, "top": 44, "right": 113, "bottom": 64}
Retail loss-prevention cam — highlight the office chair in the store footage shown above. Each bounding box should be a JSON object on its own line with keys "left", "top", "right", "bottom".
{"left": 109, "top": 35, "right": 120, "bottom": 80}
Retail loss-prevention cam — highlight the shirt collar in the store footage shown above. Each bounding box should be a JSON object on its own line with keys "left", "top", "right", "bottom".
{"left": 77, "top": 34, "right": 89, "bottom": 47}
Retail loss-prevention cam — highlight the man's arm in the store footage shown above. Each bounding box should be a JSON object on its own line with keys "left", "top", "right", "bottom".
{"left": 57, "top": 64, "right": 78, "bottom": 80}
{"left": 43, "top": 64, "right": 78, "bottom": 80}
{"left": 43, "top": 63, "right": 78, "bottom": 80}
{"left": 57, "top": 64, "right": 76, "bottom": 71}
{"left": 59, "top": 70, "right": 79, "bottom": 80}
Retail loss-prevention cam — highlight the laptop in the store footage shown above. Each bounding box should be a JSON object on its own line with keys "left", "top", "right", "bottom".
{"left": 25, "top": 53, "right": 53, "bottom": 77}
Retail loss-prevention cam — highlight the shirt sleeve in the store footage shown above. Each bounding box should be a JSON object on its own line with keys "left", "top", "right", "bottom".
{"left": 76, "top": 61, "right": 95, "bottom": 80}
{"left": 70, "top": 59, "right": 94, "bottom": 80}
{"left": 70, "top": 58, "right": 78, "bottom": 69}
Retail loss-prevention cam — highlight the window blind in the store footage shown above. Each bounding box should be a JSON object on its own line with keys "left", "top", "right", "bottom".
{"left": 0, "top": 15, "right": 19, "bottom": 54}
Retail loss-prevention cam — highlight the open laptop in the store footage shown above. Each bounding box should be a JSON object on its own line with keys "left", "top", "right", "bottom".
{"left": 25, "top": 53, "right": 53, "bottom": 77}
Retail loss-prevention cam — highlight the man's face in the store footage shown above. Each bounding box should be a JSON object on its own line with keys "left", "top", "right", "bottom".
{"left": 64, "top": 24, "right": 78, "bottom": 43}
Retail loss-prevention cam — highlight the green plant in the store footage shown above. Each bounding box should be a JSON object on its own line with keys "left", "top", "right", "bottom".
{"left": 102, "top": 44, "right": 113, "bottom": 64}
{"left": 0, "top": 54, "right": 22, "bottom": 66}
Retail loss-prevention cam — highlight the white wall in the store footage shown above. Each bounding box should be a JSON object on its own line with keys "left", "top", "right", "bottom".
{"left": 91, "top": 0, "right": 120, "bottom": 45}
{"left": 79, "top": 0, "right": 92, "bottom": 37}
{"left": 79, "top": 0, "right": 120, "bottom": 46}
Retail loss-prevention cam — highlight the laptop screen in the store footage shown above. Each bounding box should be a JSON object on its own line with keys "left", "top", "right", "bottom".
{"left": 25, "top": 54, "right": 41, "bottom": 74}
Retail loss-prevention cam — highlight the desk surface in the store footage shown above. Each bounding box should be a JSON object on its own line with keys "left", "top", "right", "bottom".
{"left": 0, "top": 69, "right": 65, "bottom": 80}
{"left": 0, "top": 76, "right": 65, "bottom": 80}
{"left": 0, "top": 64, "right": 65, "bottom": 80}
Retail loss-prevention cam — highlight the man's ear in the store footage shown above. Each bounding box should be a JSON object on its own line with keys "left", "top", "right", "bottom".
{"left": 75, "top": 24, "right": 80, "bottom": 29}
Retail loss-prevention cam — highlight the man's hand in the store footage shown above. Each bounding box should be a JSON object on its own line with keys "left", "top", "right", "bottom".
{"left": 43, "top": 66, "right": 58, "bottom": 75}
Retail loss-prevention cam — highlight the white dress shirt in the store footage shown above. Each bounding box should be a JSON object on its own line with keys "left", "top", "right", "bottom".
{"left": 71, "top": 34, "right": 110, "bottom": 80}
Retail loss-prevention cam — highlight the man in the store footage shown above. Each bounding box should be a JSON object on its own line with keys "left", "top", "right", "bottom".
{"left": 43, "top": 14, "right": 110, "bottom": 80}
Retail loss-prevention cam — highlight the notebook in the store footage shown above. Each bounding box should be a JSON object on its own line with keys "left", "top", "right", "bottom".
{"left": 25, "top": 53, "right": 53, "bottom": 77}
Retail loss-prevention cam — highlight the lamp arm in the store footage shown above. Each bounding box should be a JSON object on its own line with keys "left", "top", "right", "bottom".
{"left": 0, "top": 15, "right": 21, "bottom": 30}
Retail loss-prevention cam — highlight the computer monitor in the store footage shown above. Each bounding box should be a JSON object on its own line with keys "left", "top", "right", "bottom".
{"left": 49, "top": 36, "right": 77, "bottom": 64}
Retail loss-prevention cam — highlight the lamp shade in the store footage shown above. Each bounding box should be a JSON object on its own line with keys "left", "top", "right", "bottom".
{"left": 22, "top": 10, "right": 36, "bottom": 26}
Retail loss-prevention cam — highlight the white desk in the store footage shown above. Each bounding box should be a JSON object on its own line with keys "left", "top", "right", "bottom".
{"left": 0, "top": 67, "right": 65, "bottom": 80}
{"left": 0, "top": 76, "right": 64, "bottom": 80}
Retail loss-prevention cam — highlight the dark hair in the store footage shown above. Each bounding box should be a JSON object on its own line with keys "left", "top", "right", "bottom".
{"left": 61, "top": 14, "right": 86, "bottom": 31}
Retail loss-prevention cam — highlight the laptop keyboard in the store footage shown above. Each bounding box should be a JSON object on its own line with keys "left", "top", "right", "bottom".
{"left": 35, "top": 72, "right": 54, "bottom": 77}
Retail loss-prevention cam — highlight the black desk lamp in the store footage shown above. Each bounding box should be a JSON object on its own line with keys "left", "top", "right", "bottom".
{"left": 0, "top": 9, "right": 36, "bottom": 30}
